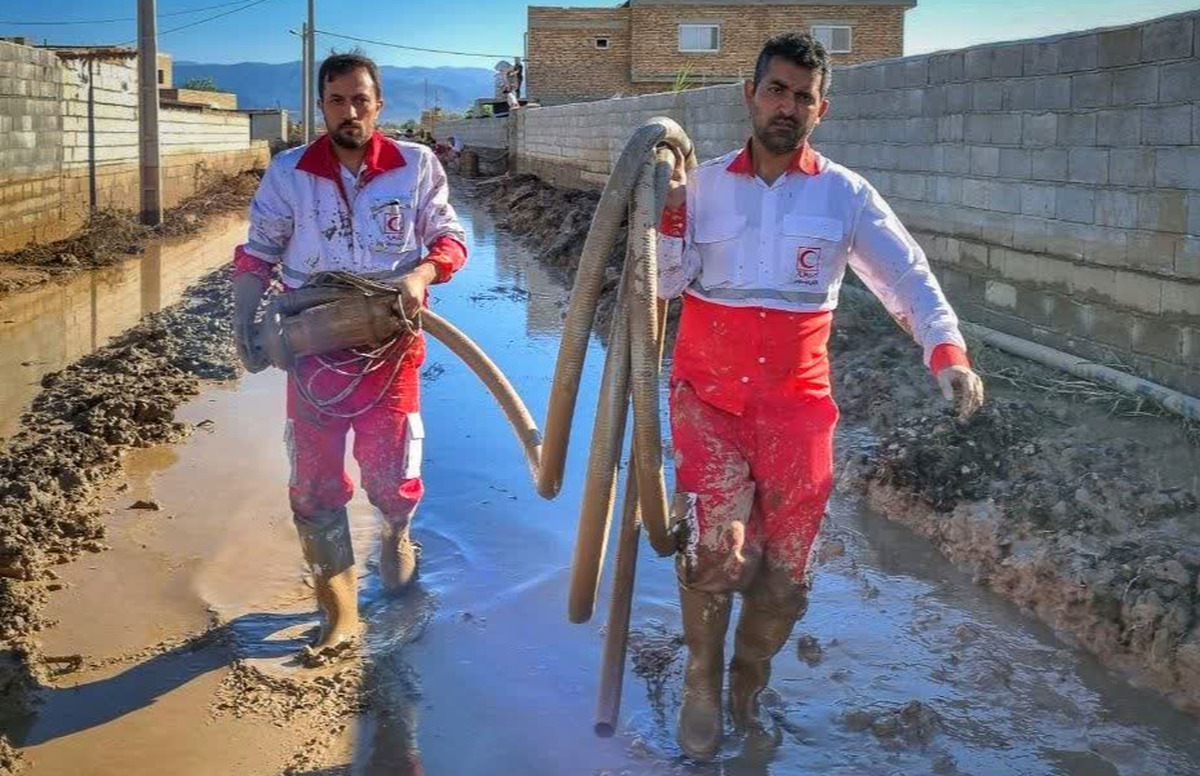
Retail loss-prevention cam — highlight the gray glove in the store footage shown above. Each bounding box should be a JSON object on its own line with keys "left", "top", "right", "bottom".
{"left": 233, "top": 273, "right": 270, "bottom": 373}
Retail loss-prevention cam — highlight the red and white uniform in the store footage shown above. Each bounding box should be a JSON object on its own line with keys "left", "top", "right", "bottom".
{"left": 234, "top": 132, "right": 467, "bottom": 522}
{"left": 658, "top": 142, "right": 968, "bottom": 591}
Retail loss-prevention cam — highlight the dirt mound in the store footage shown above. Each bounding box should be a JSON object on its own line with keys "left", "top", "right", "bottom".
{"left": 841, "top": 700, "right": 941, "bottom": 748}
{"left": 0, "top": 268, "right": 240, "bottom": 713}
{"left": 0, "top": 735, "right": 24, "bottom": 776}
{"left": 0, "top": 171, "right": 260, "bottom": 295}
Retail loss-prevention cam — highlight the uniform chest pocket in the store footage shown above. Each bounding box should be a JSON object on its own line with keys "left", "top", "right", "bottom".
{"left": 369, "top": 196, "right": 418, "bottom": 254}
{"left": 778, "top": 216, "right": 844, "bottom": 287}
{"left": 693, "top": 215, "right": 746, "bottom": 287}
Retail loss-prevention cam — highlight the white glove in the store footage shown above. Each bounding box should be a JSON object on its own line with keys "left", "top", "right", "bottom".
{"left": 937, "top": 365, "right": 985, "bottom": 420}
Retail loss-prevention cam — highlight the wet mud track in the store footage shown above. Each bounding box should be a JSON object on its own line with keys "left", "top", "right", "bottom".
{"left": 1, "top": 194, "right": 1199, "bottom": 775}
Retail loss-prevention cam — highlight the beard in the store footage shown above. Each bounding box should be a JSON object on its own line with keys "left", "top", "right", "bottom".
{"left": 753, "top": 116, "right": 809, "bottom": 155}
{"left": 330, "top": 122, "right": 368, "bottom": 149}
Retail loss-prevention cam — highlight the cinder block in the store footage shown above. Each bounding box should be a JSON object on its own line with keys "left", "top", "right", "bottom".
{"left": 1109, "top": 148, "right": 1156, "bottom": 186}
{"left": 1154, "top": 148, "right": 1200, "bottom": 190}
{"left": 1031, "top": 148, "right": 1069, "bottom": 181}
{"left": 973, "top": 81, "right": 1004, "bottom": 111}
{"left": 991, "top": 180, "right": 1023, "bottom": 213}
{"left": 1056, "top": 186, "right": 1096, "bottom": 224}
{"left": 965, "top": 114, "right": 990, "bottom": 143}
{"left": 962, "top": 177, "right": 988, "bottom": 209}
{"left": 964, "top": 49, "right": 993, "bottom": 80}
{"left": 1183, "top": 327, "right": 1200, "bottom": 368}
{"left": 946, "top": 83, "right": 971, "bottom": 112}
{"left": 1178, "top": 237, "right": 1200, "bottom": 279}
{"left": 1000, "top": 148, "right": 1031, "bottom": 179}
{"left": 1023, "top": 112, "right": 1058, "bottom": 147}
{"left": 1003, "top": 79, "right": 1038, "bottom": 111}
{"left": 1034, "top": 75, "right": 1072, "bottom": 110}
{"left": 1126, "top": 231, "right": 1178, "bottom": 273}
{"left": 1012, "top": 215, "right": 1049, "bottom": 253}
{"left": 1096, "top": 108, "right": 1141, "bottom": 146}
{"left": 937, "top": 115, "right": 964, "bottom": 142}
{"left": 943, "top": 145, "right": 970, "bottom": 174}
{"left": 1099, "top": 26, "right": 1143, "bottom": 67}
{"left": 1069, "top": 148, "right": 1109, "bottom": 184}
{"left": 1160, "top": 59, "right": 1200, "bottom": 103}
{"left": 992, "top": 45, "right": 1025, "bottom": 77}
{"left": 1058, "top": 113, "right": 1097, "bottom": 145}
{"left": 1162, "top": 280, "right": 1199, "bottom": 316}
{"left": 1024, "top": 42, "right": 1060, "bottom": 75}
{"left": 1142, "top": 105, "right": 1193, "bottom": 145}
{"left": 1189, "top": 192, "right": 1200, "bottom": 237}
{"left": 985, "top": 280, "right": 1017, "bottom": 309}
{"left": 1141, "top": 17, "right": 1194, "bottom": 62}
{"left": 1131, "top": 318, "right": 1182, "bottom": 359}
{"left": 990, "top": 114, "right": 1022, "bottom": 145}
{"left": 1072, "top": 72, "right": 1112, "bottom": 108}
{"left": 970, "top": 146, "right": 1000, "bottom": 176}
{"left": 1092, "top": 307, "right": 1135, "bottom": 349}
{"left": 1095, "top": 189, "right": 1139, "bottom": 228}
{"left": 1020, "top": 184, "right": 1056, "bottom": 217}
{"left": 1137, "top": 190, "right": 1188, "bottom": 233}
{"left": 1059, "top": 34, "right": 1100, "bottom": 72}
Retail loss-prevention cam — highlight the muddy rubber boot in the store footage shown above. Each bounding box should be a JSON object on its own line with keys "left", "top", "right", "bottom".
{"left": 677, "top": 583, "right": 733, "bottom": 761}
{"left": 379, "top": 520, "right": 421, "bottom": 593}
{"left": 728, "top": 574, "right": 809, "bottom": 734}
{"left": 294, "top": 508, "right": 361, "bottom": 664}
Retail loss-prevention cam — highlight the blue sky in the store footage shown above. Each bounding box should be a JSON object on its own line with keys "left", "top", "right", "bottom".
{"left": 1, "top": 0, "right": 1196, "bottom": 69}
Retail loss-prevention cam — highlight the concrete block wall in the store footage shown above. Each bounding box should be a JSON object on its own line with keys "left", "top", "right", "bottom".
{"left": 814, "top": 10, "right": 1200, "bottom": 394}
{"left": 0, "top": 41, "right": 264, "bottom": 254}
{"left": 503, "top": 10, "right": 1200, "bottom": 396}
{"left": 437, "top": 115, "right": 510, "bottom": 150}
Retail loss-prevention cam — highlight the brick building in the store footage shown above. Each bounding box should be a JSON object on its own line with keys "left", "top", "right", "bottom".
{"left": 527, "top": 0, "right": 915, "bottom": 105}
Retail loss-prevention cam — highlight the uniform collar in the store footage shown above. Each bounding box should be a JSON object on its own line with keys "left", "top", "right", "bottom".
{"left": 726, "top": 140, "right": 821, "bottom": 177}
{"left": 296, "top": 131, "right": 406, "bottom": 185}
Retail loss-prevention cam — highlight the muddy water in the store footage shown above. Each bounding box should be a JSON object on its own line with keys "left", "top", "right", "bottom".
{"left": 0, "top": 214, "right": 249, "bottom": 440}
{"left": 7, "top": 199, "right": 1200, "bottom": 776}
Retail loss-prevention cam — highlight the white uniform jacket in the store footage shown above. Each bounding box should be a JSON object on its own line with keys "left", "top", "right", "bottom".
{"left": 658, "top": 143, "right": 966, "bottom": 366}
{"left": 242, "top": 133, "right": 465, "bottom": 289}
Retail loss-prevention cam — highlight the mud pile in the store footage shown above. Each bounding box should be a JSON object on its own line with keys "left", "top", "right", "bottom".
{"left": 472, "top": 172, "right": 1200, "bottom": 714}
{"left": 0, "top": 171, "right": 260, "bottom": 296}
{"left": 0, "top": 735, "right": 23, "bottom": 776}
{"left": 0, "top": 268, "right": 239, "bottom": 711}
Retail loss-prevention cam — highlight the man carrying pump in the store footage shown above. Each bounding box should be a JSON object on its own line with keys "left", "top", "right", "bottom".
{"left": 232, "top": 52, "right": 467, "bottom": 661}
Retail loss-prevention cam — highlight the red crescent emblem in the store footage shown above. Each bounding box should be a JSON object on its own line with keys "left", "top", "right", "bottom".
{"left": 385, "top": 213, "right": 405, "bottom": 234}
{"left": 797, "top": 248, "right": 819, "bottom": 270}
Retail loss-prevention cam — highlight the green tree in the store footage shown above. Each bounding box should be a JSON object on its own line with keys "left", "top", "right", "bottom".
{"left": 182, "top": 76, "right": 220, "bottom": 92}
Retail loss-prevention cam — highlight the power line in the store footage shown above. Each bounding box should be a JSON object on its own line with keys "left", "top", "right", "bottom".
{"left": 0, "top": 0, "right": 259, "bottom": 26}
{"left": 314, "top": 29, "right": 517, "bottom": 60}
{"left": 117, "top": 0, "right": 277, "bottom": 46}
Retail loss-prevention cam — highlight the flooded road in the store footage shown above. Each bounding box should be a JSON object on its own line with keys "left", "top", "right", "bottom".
{"left": 6, "top": 198, "right": 1200, "bottom": 776}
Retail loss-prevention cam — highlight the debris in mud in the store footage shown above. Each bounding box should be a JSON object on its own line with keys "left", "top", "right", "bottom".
{"left": 841, "top": 700, "right": 941, "bottom": 748}
{"left": 0, "top": 735, "right": 24, "bottom": 776}
{"left": 127, "top": 500, "right": 162, "bottom": 512}
{"left": 627, "top": 620, "right": 684, "bottom": 706}
{"left": 0, "top": 171, "right": 261, "bottom": 293}
{"left": 795, "top": 633, "right": 823, "bottom": 667}
{"left": 0, "top": 268, "right": 240, "bottom": 712}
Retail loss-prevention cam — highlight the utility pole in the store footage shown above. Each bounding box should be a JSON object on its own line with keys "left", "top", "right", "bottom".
{"left": 300, "top": 21, "right": 310, "bottom": 142}
{"left": 306, "top": 0, "right": 316, "bottom": 142}
{"left": 137, "top": 0, "right": 162, "bottom": 226}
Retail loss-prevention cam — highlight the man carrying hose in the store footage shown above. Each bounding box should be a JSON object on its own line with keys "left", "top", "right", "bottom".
{"left": 231, "top": 52, "right": 467, "bottom": 661}
{"left": 657, "top": 33, "right": 984, "bottom": 758}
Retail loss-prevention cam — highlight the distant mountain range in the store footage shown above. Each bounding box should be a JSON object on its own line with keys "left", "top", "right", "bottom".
{"left": 172, "top": 61, "right": 497, "bottom": 122}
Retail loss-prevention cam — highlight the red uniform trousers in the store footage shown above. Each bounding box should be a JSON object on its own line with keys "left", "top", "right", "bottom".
{"left": 285, "top": 337, "right": 425, "bottom": 525}
{"left": 670, "top": 379, "right": 838, "bottom": 593}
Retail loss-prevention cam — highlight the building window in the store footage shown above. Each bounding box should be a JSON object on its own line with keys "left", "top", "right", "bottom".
{"left": 157, "top": 69, "right": 165, "bottom": 85}
{"left": 594, "top": 37, "right": 610, "bottom": 49}
{"left": 678, "top": 24, "right": 720, "bottom": 53}
{"left": 812, "top": 25, "right": 853, "bottom": 54}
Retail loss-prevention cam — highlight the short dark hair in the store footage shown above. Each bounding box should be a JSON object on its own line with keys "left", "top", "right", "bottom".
{"left": 318, "top": 51, "right": 382, "bottom": 101}
{"left": 753, "top": 33, "right": 832, "bottom": 96}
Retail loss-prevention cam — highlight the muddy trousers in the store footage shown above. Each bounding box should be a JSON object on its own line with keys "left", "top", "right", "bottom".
{"left": 669, "top": 380, "right": 835, "bottom": 757}
{"left": 284, "top": 362, "right": 425, "bottom": 528}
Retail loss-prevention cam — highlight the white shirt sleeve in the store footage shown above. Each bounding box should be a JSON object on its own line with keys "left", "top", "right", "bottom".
{"left": 415, "top": 150, "right": 466, "bottom": 248}
{"left": 657, "top": 183, "right": 701, "bottom": 300}
{"left": 244, "top": 159, "right": 294, "bottom": 263}
{"left": 847, "top": 182, "right": 966, "bottom": 367}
